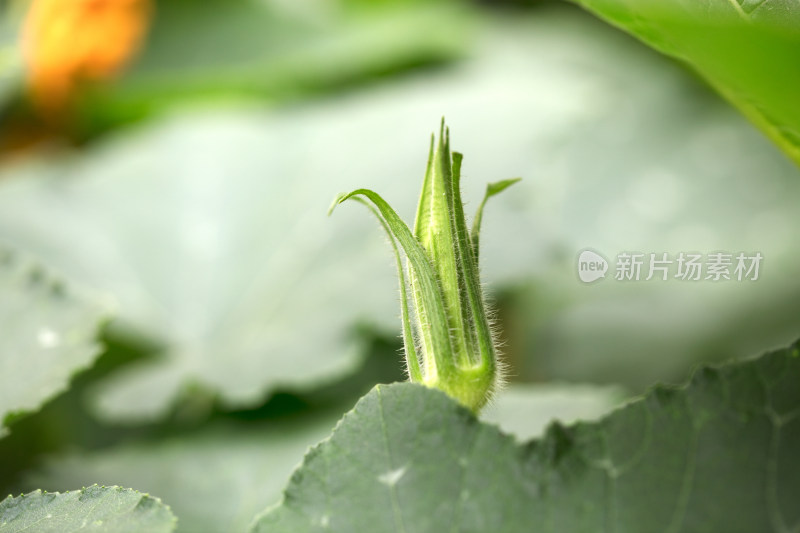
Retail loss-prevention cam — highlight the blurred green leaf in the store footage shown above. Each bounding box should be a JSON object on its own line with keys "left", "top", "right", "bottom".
{"left": 481, "top": 383, "right": 624, "bottom": 441}
{"left": 253, "top": 340, "right": 800, "bottom": 532}
{"left": 0, "top": 250, "right": 106, "bottom": 438}
{"left": 0, "top": 485, "right": 176, "bottom": 533}
{"left": 0, "top": 3, "right": 22, "bottom": 112}
{"left": 77, "top": 0, "right": 472, "bottom": 137}
{"left": 570, "top": 0, "right": 800, "bottom": 166}
{"left": 0, "top": 50, "right": 20, "bottom": 111}
{"left": 0, "top": 117, "right": 398, "bottom": 422}
{"left": 0, "top": 6, "right": 798, "bottom": 423}
{"left": 23, "top": 417, "right": 338, "bottom": 533}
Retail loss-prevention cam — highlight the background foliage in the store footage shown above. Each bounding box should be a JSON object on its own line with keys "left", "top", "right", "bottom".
{"left": 0, "top": 0, "right": 797, "bottom": 531}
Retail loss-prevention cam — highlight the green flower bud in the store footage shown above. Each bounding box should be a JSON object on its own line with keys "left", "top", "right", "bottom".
{"left": 329, "top": 120, "right": 520, "bottom": 412}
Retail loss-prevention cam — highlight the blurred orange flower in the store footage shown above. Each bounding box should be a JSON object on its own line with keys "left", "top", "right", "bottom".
{"left": 23, "top": 0, "right": 152, "bottom": 115}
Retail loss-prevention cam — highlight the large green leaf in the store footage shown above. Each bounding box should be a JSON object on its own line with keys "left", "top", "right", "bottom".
{"left": 0, "top": 250, "right": 106, "bottom": 438}
{"left": 0, "top": 6, "right": 798, "bottom": 421}
{"left": 569, "top": 0, "right": 800, "bottom": 166}
{"left": 252, "top": 340, "right": 800, "bottom": 532}
{"left": 0, "top": 485, "right": 175, "bottom": 533}
{"left": 22, "top": 385, "right": 619, "bottom": 533}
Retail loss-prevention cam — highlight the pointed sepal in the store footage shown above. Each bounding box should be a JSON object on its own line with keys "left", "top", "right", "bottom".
{"left": 329, "top": 122, "right": 520, "bottom": 412}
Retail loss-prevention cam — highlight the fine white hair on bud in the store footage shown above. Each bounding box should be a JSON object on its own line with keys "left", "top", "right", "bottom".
{"left": 329, "top": 119, "right": 520, "bottom": 412}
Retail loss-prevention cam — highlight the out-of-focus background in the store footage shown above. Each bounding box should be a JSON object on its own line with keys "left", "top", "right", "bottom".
{"left": 0, "top": 0, "right": 798, "bottom": 531}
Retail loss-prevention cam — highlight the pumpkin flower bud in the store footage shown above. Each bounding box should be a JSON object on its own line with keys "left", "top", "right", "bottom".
{"left": 22, "top": 0, "right": 152, "bottom": 114}
{"left": 329, "top": 121, "right": 520, "bottom": 412}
